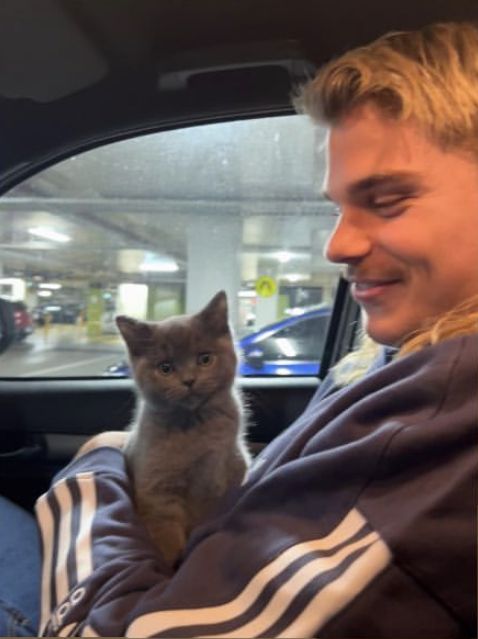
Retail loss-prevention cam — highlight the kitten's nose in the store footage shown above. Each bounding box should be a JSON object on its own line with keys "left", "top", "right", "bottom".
{"left": 182, "top": 378, "right": 195, "bottom": 388}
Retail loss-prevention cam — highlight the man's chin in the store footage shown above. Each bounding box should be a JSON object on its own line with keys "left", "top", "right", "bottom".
{"left": 362, "top": 317, "right": 406, "bottom": 349}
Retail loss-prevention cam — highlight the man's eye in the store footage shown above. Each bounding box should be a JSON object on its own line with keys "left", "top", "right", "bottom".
{"left": 157, "top": 361, "right": 174, "bottom": 374}
{"left": 374, "top": 195, "right": 405, "bottom": 206}
{"left": 197, "top": 353, "right": 214, "bottom": 366}
{"left": 371, "top": 194, "right": 410, "bottom": 215}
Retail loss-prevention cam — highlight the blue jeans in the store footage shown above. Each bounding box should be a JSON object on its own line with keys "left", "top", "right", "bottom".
{"left": 0, "top": 495, "right": 41, "bottom": 636}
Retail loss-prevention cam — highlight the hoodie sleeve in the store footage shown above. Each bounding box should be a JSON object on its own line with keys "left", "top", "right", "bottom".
{"left": 35, "top": 447, "right": 173, "bottom": 636}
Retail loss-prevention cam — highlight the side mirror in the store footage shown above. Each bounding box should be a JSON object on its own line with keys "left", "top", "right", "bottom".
{"left": 0, "top": 298, "right": 16, "bottom": 354}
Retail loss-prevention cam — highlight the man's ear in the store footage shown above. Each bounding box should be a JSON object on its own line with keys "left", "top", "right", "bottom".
{"left": 198, "top": 290, "right": 229, "bottom": 335}
{"left": 116, "top": 316, "right": 152, "bottom": 356}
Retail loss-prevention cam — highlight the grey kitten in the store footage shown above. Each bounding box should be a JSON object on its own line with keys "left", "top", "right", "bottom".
{"left": 116, "top": 290, "right": 251, "bottom": 566}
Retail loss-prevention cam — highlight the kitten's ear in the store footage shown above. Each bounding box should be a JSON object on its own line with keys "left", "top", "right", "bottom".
{"left": 198, "top": 290, "right": 229, "bottom": 335}
{"left": 116, "top": 316, "right": 152, "bottom": 356}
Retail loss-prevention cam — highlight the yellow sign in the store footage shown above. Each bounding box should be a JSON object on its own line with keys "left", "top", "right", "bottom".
{"left": 255, "top": 276, "right": 277, "bottom": 298}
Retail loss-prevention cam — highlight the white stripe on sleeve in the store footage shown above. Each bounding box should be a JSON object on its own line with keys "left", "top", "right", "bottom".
{"left": 36, "top": 472, "right": 98, "bottom": 637}
{"left": 54, "top": 479, "right": 73, "bottom": 605}
{"left": 81, "top": 624, "right": 99, "bottom": 637}
{"left": 278, "top": 536, "right": 391, "bottom": 637}
{"left": 204, "top": 531, "right": 381, "bottom": 638}
{"left": 75, "top": 472, "right": 96, "bottom": 583}
{"left": 58, "top": 621, "right": 79, "bottom": 637}
{"left": 35, "top": 493, "right": 55, "bottom": 635}
{"left": 126, "top": 508, "right": 376, "bottom": 637}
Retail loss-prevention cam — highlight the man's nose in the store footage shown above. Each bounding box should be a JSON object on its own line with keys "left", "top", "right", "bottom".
{"left": 324, "top": 210, "right": 373, "bottom": 264}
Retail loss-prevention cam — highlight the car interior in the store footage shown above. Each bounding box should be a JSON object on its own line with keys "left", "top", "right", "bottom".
{"left": 0, "top": 0, "right": 477, "bottom": 514}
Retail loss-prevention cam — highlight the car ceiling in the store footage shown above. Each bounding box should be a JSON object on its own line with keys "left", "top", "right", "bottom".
{"left": 2, "top": 0, "right": 478, "bottom": 183}
{"left": 0, "top": 0, "right": 477, "bottom": 288}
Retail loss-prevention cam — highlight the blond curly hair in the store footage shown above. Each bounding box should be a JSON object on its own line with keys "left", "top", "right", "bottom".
{"left": 296, "top": 22, "right": 478, "bottom": 157}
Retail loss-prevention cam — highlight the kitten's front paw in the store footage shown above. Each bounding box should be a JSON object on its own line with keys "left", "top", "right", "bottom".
{"left": 75, "top": 430, "right": 130, "bottom": 459}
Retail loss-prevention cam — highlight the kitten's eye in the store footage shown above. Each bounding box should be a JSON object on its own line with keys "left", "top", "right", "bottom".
{"left": 157, "top": 361, "right": 174, "bottom": 375}
{"left": 197, "top": 352, "right": 214, "bottom": 367}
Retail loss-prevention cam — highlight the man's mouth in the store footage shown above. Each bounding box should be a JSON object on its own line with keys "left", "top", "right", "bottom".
{"left": 350, "top": 278, "right": 402, "bottom": 302}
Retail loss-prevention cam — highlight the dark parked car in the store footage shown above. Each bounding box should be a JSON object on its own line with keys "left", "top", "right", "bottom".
{"left": 0, "top": 298, "right": 16, "bottom": 353}
{"left": 12, "top": 302, "right": 34, "bottom": 340}
{"left": 32, "top": 303, "right": 83, "bottom": 325}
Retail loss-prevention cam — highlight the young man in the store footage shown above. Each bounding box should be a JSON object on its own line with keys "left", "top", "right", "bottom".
{"left": 31, "top": 22, "right": 478, "bottom": 637}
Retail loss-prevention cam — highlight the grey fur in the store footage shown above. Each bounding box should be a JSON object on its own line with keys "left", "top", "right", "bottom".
{"left": 116, "top": 291, "right": 251, "bottom": 566}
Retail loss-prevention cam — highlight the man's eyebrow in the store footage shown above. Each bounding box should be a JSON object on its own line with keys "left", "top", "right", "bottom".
{"left": 350, "top": 172, "right": 420, "bottom": 195}
{"left": 322, "top": 171, "right": 421, "bottom": 202}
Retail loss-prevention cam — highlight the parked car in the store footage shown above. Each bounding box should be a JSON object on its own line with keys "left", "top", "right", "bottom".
{"left": 0, "top": 298, "right": 16, "bottom": 353}
{"left": 240, "top": 307, "right": 331, "bottom": 375}
{"left": 12, "top": 302, "right": 34, "bottom": 340}
{"left": 104, "top": 307, "right": 332, "bottom": 377}
{"left": 32, "top": 303, "right": 84, "bottom": 325}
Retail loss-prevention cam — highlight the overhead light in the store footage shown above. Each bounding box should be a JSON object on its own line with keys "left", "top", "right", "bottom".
{"left": 139, "top": 257, "right": 179, "bottom": 273}
{"left": 28, "top": 226, "right": 71, "bottom": 243}
{"left": 39, "top": 282, "right": 62, "bottom": 290}
{"left": 282, "top": 273, "right": 308, "bottom": 283}
{"left": 139, "top": 261, "right": 179, "bottom": 273}
{"left": 275, "top": 251, "right": 292, "bottom": 264}
{"left": 37, "top": 290, "right": 52, "bottom": 298}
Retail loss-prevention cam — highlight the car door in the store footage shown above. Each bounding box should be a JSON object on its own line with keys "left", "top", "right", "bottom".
{"left": 262, "top": 314, "right": 332, "bottom": 375}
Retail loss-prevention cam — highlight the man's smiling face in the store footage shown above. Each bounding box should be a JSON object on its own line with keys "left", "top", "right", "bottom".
{"left": 323, "top": 104, "right": 478, "bottom": 347}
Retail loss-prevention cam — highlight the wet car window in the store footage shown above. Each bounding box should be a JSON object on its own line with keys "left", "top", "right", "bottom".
{"left": 0, "top": 114, "right": 340, "bottom": 377}
{"left": 260, "top": 315, "right": 330, "bottom": 361}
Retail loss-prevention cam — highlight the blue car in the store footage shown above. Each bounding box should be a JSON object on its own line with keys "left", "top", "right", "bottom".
{"left": 105, "top": 307, "right": 331, "bottom": 378}
{"left": 239, "top": 307, "right": 331, "bottom": 376}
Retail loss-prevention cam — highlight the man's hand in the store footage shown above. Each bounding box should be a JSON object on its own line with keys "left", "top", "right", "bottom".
{"left": 75, "top": 430, "right": 130, "bottom": 459}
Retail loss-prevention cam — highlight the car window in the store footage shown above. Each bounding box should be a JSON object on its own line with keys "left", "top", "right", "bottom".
{"left": 258, "top": 315, "right": 330, "bottom": 362}
{"left": 0, "top": 114, "right": 340, "bottom": 378}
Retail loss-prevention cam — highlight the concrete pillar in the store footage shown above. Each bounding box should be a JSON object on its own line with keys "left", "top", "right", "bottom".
{"left": 186, "top": 216, "right": 241, "bottom": 327}
{"left": 86, "top": 287, "right": 105, "bottom": 338}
